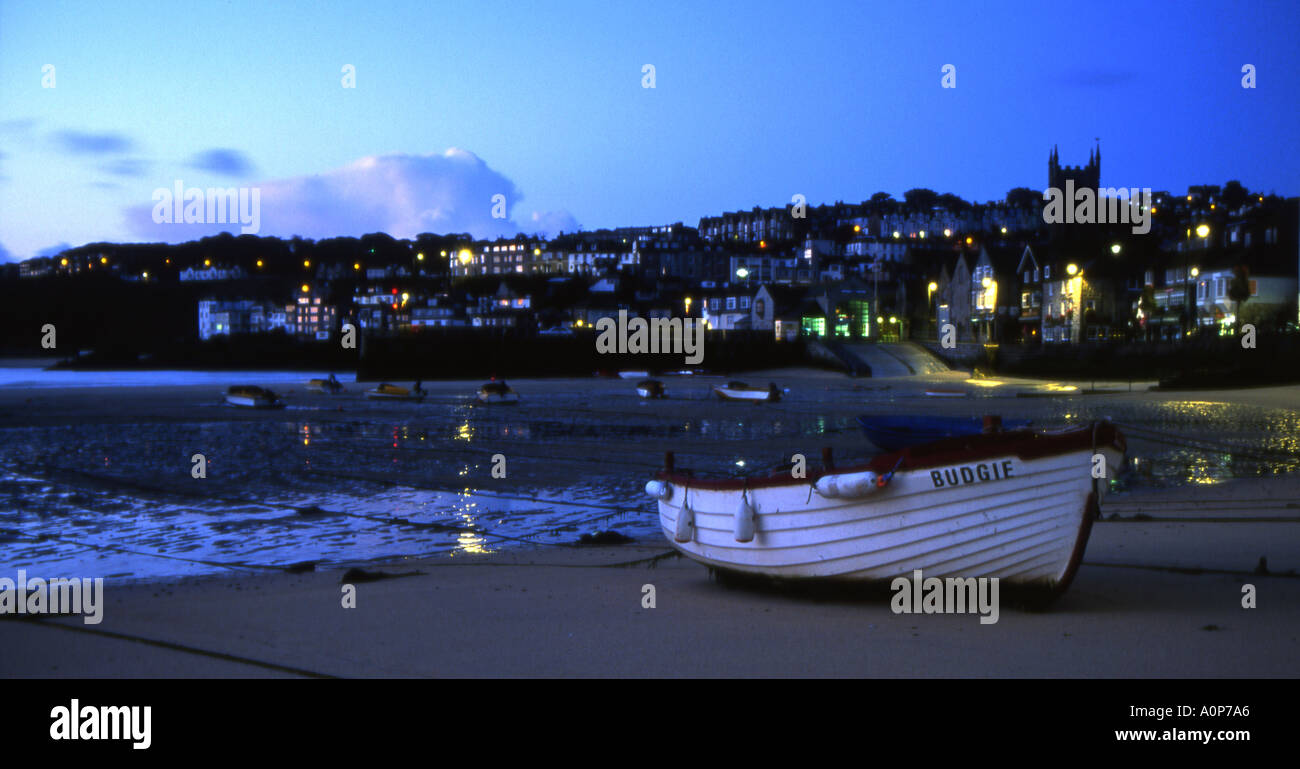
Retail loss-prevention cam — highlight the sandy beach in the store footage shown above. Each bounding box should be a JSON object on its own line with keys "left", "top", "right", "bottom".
{"left": 2, "top": 368, "right": 1299, "bottom": 677}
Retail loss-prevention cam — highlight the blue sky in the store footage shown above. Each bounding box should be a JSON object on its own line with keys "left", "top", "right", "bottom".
{"left": 1, "top": 0, "right": 1297, "bottom": 260}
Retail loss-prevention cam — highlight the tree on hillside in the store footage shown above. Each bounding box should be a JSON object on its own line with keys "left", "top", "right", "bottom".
{"left": 937, "top": 193, "right": 971, "bottom": 212}
{"left": 1221, "top": 180, "right": 1249, "bottom": 211}
{"left": 1005, "top": 187, "right": 1042, "bottom": 210}
{"left": 903, "top": 188, "right": 939, "bottom": 211}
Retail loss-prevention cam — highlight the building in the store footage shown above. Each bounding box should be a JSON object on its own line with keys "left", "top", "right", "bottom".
{"left": 197, "top": 299, "right": 289, "bottom": 340}
{"left": 286, "top": 292, "right": 338, "bottom": 340}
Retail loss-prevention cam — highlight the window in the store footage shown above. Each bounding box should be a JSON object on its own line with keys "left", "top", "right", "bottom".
{"left": 739, "top": 296, "right": 750, "bottom": 309}
{"left": 726, "top": 297, "right": 736, "bottom": 310}
{"left": 1044, "top": 265, "right": 1051, "bottom": 280}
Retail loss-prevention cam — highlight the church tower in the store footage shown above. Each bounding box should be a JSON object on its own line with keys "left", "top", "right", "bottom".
{"left": 1048, "top": 143, "right": 1102, "bottom": 245}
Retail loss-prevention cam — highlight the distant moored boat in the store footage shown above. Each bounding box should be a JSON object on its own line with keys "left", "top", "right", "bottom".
{"left": 364, "top": 383, "right": 426, "bottom": 401}
{"left": 478, "top": 380, "right": 519, "bottom": 404}
{"left": 226, "top": 385, "right": 285, "bottom": 409}
{"left": 306, "top": 376, "right": 345, "bottom": 394}
{"left": 636, "top": 379, "right": 666, "bottom": 399}
{"left": 712, "top": 381, "right": 781, "bottom": 402}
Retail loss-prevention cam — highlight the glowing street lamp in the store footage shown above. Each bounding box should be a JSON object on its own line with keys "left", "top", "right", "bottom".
{"left": 736, "top": 267, "right": 749, "bottom": 279}
{"left": 1066, "top": 263, "right": 1078, "bottom": 276}
{"left": 1195, "top": 223, "right": 1210, "bottom": 239}
{"left": 1110, "top": 244, "right": 1121, "bottom": 255}
{"left": 943, "top": 228, "right": 952, "bottom": 237}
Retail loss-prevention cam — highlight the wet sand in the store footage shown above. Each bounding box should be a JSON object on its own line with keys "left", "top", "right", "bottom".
{"left": 3, "top": 511, "right": 1298, "bottom": 678}
{"left": 2, "top": 370, "right": 1299, "bottom": 676}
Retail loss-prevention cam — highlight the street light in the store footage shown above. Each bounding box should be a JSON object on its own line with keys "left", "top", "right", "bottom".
{"left": 928, "top": 282, "right": 938, "bottom": 338}
{"left": 1110, "top": 244, "right": 1121, "bottom": 255}
{"left": 736, "top": 267, "right": 749, "bottom": 279}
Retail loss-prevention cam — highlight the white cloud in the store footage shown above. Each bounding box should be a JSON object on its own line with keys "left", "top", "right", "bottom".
{"left": 124, "top": 149, "right": 578, "bottom": 242}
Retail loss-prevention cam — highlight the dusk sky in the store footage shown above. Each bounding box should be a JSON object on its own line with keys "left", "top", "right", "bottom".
{"left": 1, "top": 0, "right": 1297, "bottom": 260}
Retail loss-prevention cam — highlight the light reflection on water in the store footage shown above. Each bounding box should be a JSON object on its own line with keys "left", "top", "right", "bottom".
{"left": 0, "top": 389, "right": 1296, "bottom": 581}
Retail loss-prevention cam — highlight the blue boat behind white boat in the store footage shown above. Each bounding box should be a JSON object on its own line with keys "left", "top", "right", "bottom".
{"left": 857, "top": 414, "right": 1032, "bottom": 451}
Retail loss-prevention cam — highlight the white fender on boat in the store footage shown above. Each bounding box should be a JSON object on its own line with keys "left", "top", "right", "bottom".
{"left": 734, "top": 492, "right": 756, "bottom": 543}
{"left": 645, "top": 480, "right": 673, "bottom": 500}
{"left": 814, "top": 471, "right": 880, "bottom": 498}
{"left": 674, "top": 497, "right": 694, "bottom": 543}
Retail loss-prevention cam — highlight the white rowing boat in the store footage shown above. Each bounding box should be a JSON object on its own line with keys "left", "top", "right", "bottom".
{"left": 712, "top": 381, "right": 781, "bottom": 402}
{"left": 225, "top": 385, "right": 285, "bottom": 409}
{"left": 645, "top": 421, "right": 1125, "bottom": 596}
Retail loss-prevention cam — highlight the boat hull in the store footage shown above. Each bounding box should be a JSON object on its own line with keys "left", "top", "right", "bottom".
{"left": 364, "top": 390, "right": 424, "bottom": 401}
{"left": 712, "top": 386, "right": 775, "bottom": 402}
{"left": 225, "top": 394, "right": 284, "bottom": 409}
{"left": 652, "top": 426, "right": 1123, "bottom": 589}
{"left": 306, "top": 379, "right": 344, "bottom": 394}
{"left": 477, "top": 392, "right": 519, "bottom": 404}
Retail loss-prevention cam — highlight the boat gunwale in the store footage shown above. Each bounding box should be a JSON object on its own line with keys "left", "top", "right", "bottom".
{"left": 655, "top": 422, "right": 1124, "bottom": 491}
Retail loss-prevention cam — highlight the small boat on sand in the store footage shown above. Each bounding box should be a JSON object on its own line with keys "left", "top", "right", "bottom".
{"left": 857, "top": 414, "right": 1032, "bottom": 451}
{"left": 712, "top": 381, "right": 781, "bottom": 402}
{"left": 478, "top": 380, "right": 519, "bottom": 404}
{"left": 226, "top": 385, "right": 285, "bottom": 409}
{"left": 364, "top": 382, "right": 426, "bottom": 402}
{"left": 645, "top": 421, "right": 1125, "bottom": 595}
{"left": 306, "top": 376, "right": 345, "bottom": 394}
{"left": 636, "top": 379, "right": 666, "bottom": 399}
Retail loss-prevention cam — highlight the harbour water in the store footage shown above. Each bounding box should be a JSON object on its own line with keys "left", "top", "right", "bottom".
{"left": 1, "top": 368, "right": 1297, "bottom": 581}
